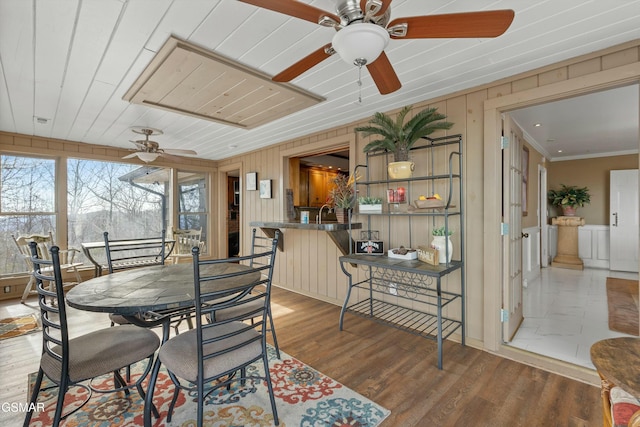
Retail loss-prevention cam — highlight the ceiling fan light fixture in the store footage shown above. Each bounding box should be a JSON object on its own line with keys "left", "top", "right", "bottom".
{"left": 332, "top": 23, "right": 389, "bottom": 66}
{"left": 136, "top": 152, "right": 160, "bottom": 163}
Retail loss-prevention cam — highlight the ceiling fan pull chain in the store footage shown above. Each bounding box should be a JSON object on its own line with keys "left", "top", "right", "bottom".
{"left": 358, "top": 64, "right": 363, "bottom": 103}
{"left": 355, "top": 58, "right": 366, "bottom": 104}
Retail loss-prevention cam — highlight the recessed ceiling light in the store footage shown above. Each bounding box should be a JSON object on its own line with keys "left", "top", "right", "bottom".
{"left": 557, "top": 150, "right": 563, "bottom": 153}
{"left": 34, "top": 116, "right": 49, "bottom": 124}
{"left": 546, "top": 138, "right": 555, "bottom": 142}
{"left": 534, "top": 123, "right": 541, "bottom": 127}
{"left": 228, "top": 144, "right": 238, "bottom": 149}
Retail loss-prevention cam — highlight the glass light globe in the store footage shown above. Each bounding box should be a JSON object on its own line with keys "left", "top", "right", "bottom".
{"left": 332, "top": 23, "right": 390, "bottom": 66}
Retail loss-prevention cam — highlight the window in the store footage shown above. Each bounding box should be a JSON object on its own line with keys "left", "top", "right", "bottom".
{"left": 67, "top": 159, "right": 169, "bottom": 264}
{"left": 0, "top": 155, "right": 56, "bottom": 275}
{"left": 177, "top": 170, "right": 208, "bottom": 252}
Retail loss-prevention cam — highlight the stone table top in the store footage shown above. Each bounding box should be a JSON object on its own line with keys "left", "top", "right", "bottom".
{"left": 66, "top": 263, "right": 259, "bottom": 316}
{"left": 591, "top": 337, "right": 640, "bottom": 396}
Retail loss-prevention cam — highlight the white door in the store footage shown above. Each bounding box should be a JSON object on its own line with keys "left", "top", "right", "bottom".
{"left": 610, "top": 169, "right": 639, "bottom": 272}
{"left": 539, "top": 166, "right": 549, "bottom": 267}
{"left": 502, "top": 115, "right": 524, "bottom": 342}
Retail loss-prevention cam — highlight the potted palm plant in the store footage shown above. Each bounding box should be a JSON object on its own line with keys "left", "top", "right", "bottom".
{"left": 547, "top": 184, "right": 591, "bottom": 216}
{"left": 355, "top": 105, "right": 453, "bottom": 179}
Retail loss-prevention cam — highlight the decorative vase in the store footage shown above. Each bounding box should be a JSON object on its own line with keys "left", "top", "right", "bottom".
{"left": 431, "top": 235, "right": 453, "bottom": 264}
{"left": 387, "top": 161, "right": 415, "bottom": 179}
{"left": 561, "top": 206, "right": 577, "bottom": 216}
{"left": 335, "top": 208, "right": 350, "bottom": 223}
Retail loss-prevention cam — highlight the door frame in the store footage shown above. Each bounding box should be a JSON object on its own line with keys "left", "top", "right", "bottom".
{"left": 217, "top": 162, "right": 242, "bottom": 258}
{"left": 483, "top": 63, "right": 640, "bottom": 364}
{"left": 539, "top": 165, "right": 549, "bottom": 267}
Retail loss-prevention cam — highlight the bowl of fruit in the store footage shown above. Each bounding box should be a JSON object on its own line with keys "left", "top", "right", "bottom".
{"left": 414, "top": 193, "right": 445, "bottom": 209}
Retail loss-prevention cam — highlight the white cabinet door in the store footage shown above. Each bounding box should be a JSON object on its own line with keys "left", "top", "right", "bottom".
{"left": 610, "top": 169, "right": 639, "bottom": 272}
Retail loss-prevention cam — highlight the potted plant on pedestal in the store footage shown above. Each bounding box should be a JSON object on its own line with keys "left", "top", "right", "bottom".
{"left": 547, "top": 184, "right": 591, "bottom": 216}
{"left": 355, "top": 105, "right": 453, "bottom": 179}
{"left": 328, "top": 172, "right": 358, "bottom": 223}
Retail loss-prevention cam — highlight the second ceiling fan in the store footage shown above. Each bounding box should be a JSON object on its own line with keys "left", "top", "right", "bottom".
{"left": 239, "top": 0, "right": 515, "bottom": 94}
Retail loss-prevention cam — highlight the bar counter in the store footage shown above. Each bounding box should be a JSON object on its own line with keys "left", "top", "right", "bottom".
{"left": 249, "top": 220, "right": 361, "bottom": 255}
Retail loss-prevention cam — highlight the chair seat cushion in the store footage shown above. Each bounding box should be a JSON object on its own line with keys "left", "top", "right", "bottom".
{"left": 611, "top": 386, "right": 640, "bottom": 427}
{"left": 41, "top": 325, "right": 159, "bottom": 383}
{"left": 159, "top": 321, "right": 261, "bottom": 383}
{"left": 109, "top": 313, "right": 131, "bottom": 325}
{"left": 212, "top": 296, "right": 263, "bottom": 322}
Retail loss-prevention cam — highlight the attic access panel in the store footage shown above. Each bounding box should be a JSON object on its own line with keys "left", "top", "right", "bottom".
{"left": 123, "top": 36, "right": 324, "bottom": 129}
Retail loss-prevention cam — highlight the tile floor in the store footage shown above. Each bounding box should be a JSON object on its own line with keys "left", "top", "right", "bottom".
{"left": 507, "top": 266, "right": 639, "bottom": 369}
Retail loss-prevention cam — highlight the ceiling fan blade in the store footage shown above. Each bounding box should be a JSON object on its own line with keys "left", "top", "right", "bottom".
{"left": 366, "top": 51, "right": 401, "bottom": 95}
{"left": 163, "top": 148, "right": 198, "bottom": 156}
{"left": 238, "top": 0, "right": 340, "bottom": 25}
{"left": 122, "top": 153, "right": 138, "bottom": 159}
{"left": 360, "top": 0, "right": 392, "bottom": 18}
{"left": 273, "top": 43, "right": 334, "bottom": 82}
{"left": 388, "top": 10, "right": 515, "bottom": 39}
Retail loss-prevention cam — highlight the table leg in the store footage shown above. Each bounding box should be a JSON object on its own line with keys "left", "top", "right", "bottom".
{"left": 144, "top": 321, "right": 170, "bottom": 427}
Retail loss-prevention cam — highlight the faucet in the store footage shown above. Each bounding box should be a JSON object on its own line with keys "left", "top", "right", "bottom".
{"left": 317, "top": 204, "right": 333, "bottom": 224}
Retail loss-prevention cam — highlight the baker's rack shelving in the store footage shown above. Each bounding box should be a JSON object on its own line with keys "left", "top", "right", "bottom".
{"left": 338, "top": 134, "right": 464, "bottom": 369}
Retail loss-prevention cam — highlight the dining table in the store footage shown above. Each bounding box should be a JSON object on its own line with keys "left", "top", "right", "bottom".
{"left": 65, "top": 261, "right": 261, "bottom": 426}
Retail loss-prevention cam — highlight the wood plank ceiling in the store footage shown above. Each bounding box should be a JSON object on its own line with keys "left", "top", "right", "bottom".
{"left": 1, "top": 0, "right": 640, "bottom": 161}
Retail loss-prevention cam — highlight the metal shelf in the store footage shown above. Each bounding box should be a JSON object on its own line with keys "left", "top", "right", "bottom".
{"left": 339, "top": 133, "right": 465, "bottom": 370}
{"left": 344, "top": 298, "right": 462, "bottom": 342}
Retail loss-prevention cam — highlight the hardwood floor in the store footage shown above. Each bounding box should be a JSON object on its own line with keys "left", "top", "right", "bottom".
{"left": 1, "top": 286, "right": 602, "bottom": 426}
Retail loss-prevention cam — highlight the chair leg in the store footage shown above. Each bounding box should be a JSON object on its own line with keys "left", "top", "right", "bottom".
{"left": 135, "top": 382, "right": 160, "bottom": 419}
{"left": 52, "top": 377, "right": 70, "bottom": 427}
{"left": 20, "top": 276, "right": 36, "bottom": 304}
{"left": 144, "top": 357, "right": 163, "bottom": 427}
{"left": 263, "top": 354, "right": 280, "bottom": 426}
{"left": 167, "top": 382, "right": 181, "bottom": 423}
{"left": 268, "top": 311, "right": 280, "bottom": 359}
{"left": 23, "top": 369, "right": 44, "bottom": 427}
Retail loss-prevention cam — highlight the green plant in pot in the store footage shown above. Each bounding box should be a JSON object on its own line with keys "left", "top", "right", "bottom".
{"left": 357, "top": 196, "right": 383, "bottom": 213}
{"left": 355, "top": 105, "right": 453, "bottom": 179}
{"left": 547, "top": 184, "right": 591, "bottom": 216}
{"left": 431, "top": 227, "right": 454, "bottom": 264}
{"left": 328, "top": 172, "right": 358, "bottom": 223}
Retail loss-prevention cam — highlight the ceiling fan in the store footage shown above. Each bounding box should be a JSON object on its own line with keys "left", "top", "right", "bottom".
{"left": 239, "top": 0, "right": 515, "bottom": 94}
{"left": 122, "top": 127, "right": 197, "bottom": 163}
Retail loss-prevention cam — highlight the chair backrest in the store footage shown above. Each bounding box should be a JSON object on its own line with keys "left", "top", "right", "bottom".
{"left": 173, "top": 228, "right": 204, "bottom": 255}
{"left": 29, "top": 242, "right": 70, "bottom": 382}
{"left": 103, "top": 230, "right": 166, "bottom": 274}
{"left": 191, "top": 230, "right": 280, "bottom": 381}
{"left": 249, "top": 228, "right": 276, "bottom": 269}
{"left": 13, "top": 232, "right": 55, "bottom": 268}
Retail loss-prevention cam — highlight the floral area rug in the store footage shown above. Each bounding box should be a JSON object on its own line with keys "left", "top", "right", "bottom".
{"left": 0, "top": 314, "right": 39, "bottom": 340}
{"left": 27, "top": 345, "right": 390, "bottom": 426}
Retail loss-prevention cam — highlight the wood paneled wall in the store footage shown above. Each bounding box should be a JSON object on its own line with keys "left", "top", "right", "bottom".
{"left": 2, "top": 40, "right": 639, "bottom": 379}
{"left": 219, "top": 40, "right": 640, "bottom": 367}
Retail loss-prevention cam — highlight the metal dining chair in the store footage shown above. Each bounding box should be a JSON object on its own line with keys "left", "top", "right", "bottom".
{"left": 23, "top": 243, "right": 160, "bottom": 427}
{"left": 155, "top": 231, "right": 281, "bottom": 426}
{"left": 211, "top": 228, "right": 281, "bottom": 357}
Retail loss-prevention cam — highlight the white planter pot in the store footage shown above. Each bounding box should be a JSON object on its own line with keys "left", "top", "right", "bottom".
{"left": 431, "top": 235, "right": 453, "bottom": 264}
{"left": 359, "top": 204, "right": 382, "bottom": 213}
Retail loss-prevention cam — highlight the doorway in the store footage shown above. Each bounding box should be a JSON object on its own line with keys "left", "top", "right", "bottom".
{"left": 484, "top": 79, "right": 640, "bottom": 374}
{"left": 217, "top": 164, "right": 242, "bottom": 258}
